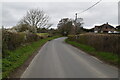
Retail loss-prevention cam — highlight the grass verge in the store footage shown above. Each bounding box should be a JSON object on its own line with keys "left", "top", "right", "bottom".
{"left": 65, "top": 38, "right": 119, "bottom": 67}
{"left": 2, "top": 36, "right": 60, "bottom": 78}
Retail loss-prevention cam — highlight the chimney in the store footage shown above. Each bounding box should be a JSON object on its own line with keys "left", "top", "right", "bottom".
{"left": 106, "top": 22, "right": 108, "bottom": 24}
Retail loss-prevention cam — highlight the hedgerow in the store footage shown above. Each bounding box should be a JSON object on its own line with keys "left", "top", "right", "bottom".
{"left": 68, "top": 33, "right": 120, "bottom": 54}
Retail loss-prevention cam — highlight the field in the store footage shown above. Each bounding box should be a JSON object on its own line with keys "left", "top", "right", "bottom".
{"left": 36, "top": 33, "right": 49, "bottom": 38}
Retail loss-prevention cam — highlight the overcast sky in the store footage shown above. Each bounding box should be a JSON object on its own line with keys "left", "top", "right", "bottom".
{"left": 1, "top": 0, "right": 119, "bottom": 29}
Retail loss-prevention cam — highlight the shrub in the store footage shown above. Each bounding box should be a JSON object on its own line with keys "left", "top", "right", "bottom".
{"left": 25, "top": 33, "right": 40, "bottom": 42}
{"left": 2, "top": 31, "right": 25, "bottom": 56}
{"left": 2, "top": 30, "right": 41, "bottom": 58}
{"left": 68, "top": 33, "right": 120, "bottom": 55}
{"left": 15, "top": 24, "right": 37, "bottom": 33}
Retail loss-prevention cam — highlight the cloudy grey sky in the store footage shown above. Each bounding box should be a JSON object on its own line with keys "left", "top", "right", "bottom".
{"left": 1, "top": 1, "right": 119, "bottom": 29}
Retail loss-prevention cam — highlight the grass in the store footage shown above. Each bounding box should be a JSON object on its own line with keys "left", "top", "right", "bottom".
{"left": 36, "top": 33, "right": 49, "bottom": 36}
{"left": 2, "top": 36, "right": 60, "bottom": 78}
{"left": 65, "top": 38, "right": 119, "bottom": 67}
{"left": 0, "top": 59, "right": 1, "bottom": 80}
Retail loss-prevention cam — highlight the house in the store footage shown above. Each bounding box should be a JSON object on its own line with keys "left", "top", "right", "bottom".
{"left": 115, "top": 25, "right": 120, "bottom": 33}
{"left": 94, "top": 22, "right": 115, "bottom": 33}
{"left": 116, "top": 25, "right": 120, "bottom": 29}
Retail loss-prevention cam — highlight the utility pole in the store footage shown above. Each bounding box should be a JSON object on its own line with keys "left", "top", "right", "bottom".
{"left": 75, "top": 13, "right": 77, "bottom": 21}
{"left": 75, "top": 13, "right": 78, "bottom": 36}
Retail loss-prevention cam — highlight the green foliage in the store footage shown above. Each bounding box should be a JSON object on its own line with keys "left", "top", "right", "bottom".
{"left": 36, "top": 33, "right": 49, "bottom": 38}
{"left": 65, "top": 38, "right": 119, "bottom": 66}
{"left": 37, "top": 28, "right": 48, "bottom": 33}
{"left": 65, "top": 39, "right": 95, "bottom": 52}
{"left": 2, "top": 31, "right": 25, "bottom": 55}
{"left": 68, "top": 33, "right": 120, "bottom": 54}
{"left": 2, "top": 30, "right": 41, "bottom": 58}
{"left": 25, "top": 33, "right": 40, "bottom": 42}
{"left": 2, "top": 36, "right": 60, "bottom": 78}
{"left": 96, "top": 52, "right": 118, "bottom": 64}
{"left": 15, "top": 24, "right": 37, "bottom": 33}
{"left": 57, "top": 18, "right": 84, "bottom": 35}
{"left": 57, "top": 18, "right": 74, "bottom": 36}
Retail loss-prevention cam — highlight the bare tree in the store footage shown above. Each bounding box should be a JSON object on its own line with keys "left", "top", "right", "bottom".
{"left": 46, "top": 23, "right": 53, "bottom": 29}
{"left": 19, "top": 9, "right": 49, "bottom": 29}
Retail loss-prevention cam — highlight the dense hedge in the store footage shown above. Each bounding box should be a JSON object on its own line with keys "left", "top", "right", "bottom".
{"left": 68, "top": 33, "right": 120, "bottom": 54}
{"left": 2, "top": 30, "right": 41, "bottom": 58}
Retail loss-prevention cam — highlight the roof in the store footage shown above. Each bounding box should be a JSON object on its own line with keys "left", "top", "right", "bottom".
{"left": 95, "top": 22, "right": 114, "bottom": 29}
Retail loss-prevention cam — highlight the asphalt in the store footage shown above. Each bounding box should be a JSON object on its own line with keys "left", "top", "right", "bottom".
{"left": 21, "top": 37, "right": 118, "bottom": 78}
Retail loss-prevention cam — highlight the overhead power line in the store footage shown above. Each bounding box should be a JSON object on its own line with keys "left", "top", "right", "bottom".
{"left": 78, "top": 0, "right": 102, "bottom": 14}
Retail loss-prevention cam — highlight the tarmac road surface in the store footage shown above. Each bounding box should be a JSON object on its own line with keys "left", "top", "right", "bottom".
{"left": 21, "top": 37, "right": 118, "bottom": 78}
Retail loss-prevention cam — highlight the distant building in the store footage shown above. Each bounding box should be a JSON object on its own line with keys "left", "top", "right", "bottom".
{"left": 115, "top": 25, "right": 120, "bottom": 33}
{"left": 94, "top": 22, "right": 115, "bottom": 33}
{"left": 116, "top": 25, "right": 120, "bottom": 29}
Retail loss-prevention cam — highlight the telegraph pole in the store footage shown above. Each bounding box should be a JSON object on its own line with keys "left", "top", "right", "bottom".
{"left": 75, "top": 13, "right": 77, "bottom": 21}
{"left": 75, "top": 13, "right": 78, "bottom": 36}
